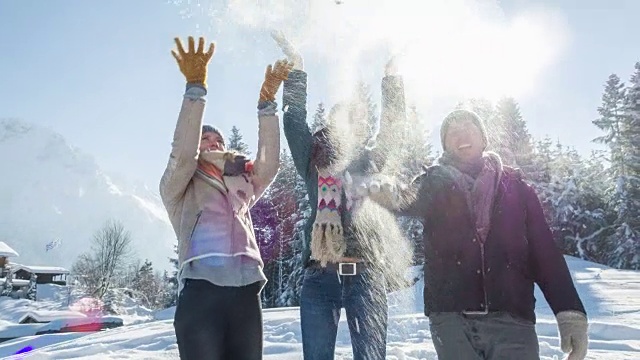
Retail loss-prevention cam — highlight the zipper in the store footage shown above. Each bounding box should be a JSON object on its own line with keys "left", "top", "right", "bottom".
{"left": 478, "top": 177, "right": 504, "bottom": 314}
{"left": 479, "top": 240, "right": 489, "bottom": 314}
{"left": 189, "top": 211, "right": 203, "bottom": 241}
{"left": 228, "top": 195, "right": 235, "bottom": 255}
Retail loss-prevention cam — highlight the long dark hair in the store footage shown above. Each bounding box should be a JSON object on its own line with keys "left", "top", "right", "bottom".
{"left": 310, "top": 127, "right": 338, "bottom": 171}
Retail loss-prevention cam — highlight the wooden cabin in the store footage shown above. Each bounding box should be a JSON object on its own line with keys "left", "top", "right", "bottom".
{"left": 11, "top": 264, "right": 70, "bottom": 286}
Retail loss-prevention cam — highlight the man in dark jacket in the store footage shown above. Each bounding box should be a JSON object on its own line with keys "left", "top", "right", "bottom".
{"left": 374, "top": 109, "right": 589, "bottom": 360}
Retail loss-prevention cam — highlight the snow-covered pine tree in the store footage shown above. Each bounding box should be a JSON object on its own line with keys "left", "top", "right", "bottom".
{"left": 253, "top": 149, "right": 299, "bottom": 308}
{"left": 608, "top": 62, "right": 640, "bottom": 269}
{"left": 530, "top": 136, "right": 556, "bottom": 214}
{"left": 593, "top": 74, "right": 627, "bottom": 176}
{"left": 310, "top": 102, "right": 327, "bottom": 133}
{"left": 352, "top": 81, "right": 379, "bottom": 140}
{"left": 131, "top": 259, "right": 160, "bottom": 308}
{"left": 26, "top": 273, "right": 37, "bottom": 301}
{"left": 539, "top": 142, "right": 614, "bottom": 263}
{"left": 590, "top": 70, "right": 640, "bottom": 269}
{"left": 279, "top": 161, "right": 310, "bottom": 306}
{"left": 572, "top": 150, "right": 616, "bottom": 263}
{"left": 227, "top": 125, "right": 251, "bottom": 155}
{"left": 252, "top": 192, "right": 279, "bottom": 307}
{"left": 494, "top": 97, "right": 535, "bottom": 170}
{"left": 162, "top": 243, "right": 179, "bottom": 308}
{"left": 1, "top": 266, "right": 13, "bottom": 297}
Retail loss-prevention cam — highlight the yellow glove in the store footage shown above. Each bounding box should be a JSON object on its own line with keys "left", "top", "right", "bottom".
{"left": 259, "top": 59, "right": 293, "bottom": 102}
{"left": 171, "top": 36, "right": 215, "bottom": 87}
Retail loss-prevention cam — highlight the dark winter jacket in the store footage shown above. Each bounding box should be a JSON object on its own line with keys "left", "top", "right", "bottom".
{"left": 402, "top": 165, "right": 586, "bottom": 323}
{"left": 282, "top": 70, "right": 406, "bottom": 267}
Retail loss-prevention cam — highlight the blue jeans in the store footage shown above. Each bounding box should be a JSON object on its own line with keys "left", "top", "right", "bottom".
{"left": 300, "top": 264, "right": 388, "bottom": 360}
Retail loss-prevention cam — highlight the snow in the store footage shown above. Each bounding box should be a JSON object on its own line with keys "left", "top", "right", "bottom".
{"left": 35, "top": 284, "right": 72, "bottom": 303}
{"left": 0, "top": 242, "right": 19, "bottom": 258}
{"left": 0, "top": 256, "right": 638, "bottom": 359}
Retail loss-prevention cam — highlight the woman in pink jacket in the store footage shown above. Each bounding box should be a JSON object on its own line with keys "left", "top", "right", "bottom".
{"left": 160, "top": 36, "right": 292, "bottom": 360}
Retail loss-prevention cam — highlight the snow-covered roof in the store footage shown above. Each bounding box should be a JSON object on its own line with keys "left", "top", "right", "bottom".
{"left": 11, "top": 264, "right": 70, "bottom": 275}
{"left": 0, "top": 241, "right": 19, "bottom": 258}
{"left": 18, "top": 310, "right": 86, "bottom": 324}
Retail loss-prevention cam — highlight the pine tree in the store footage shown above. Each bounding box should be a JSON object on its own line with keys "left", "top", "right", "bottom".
{"left": 163, "top": 243, "right": 179, "bottom": 307}
{"left": 590, "top": 70, "right": 640, "bottom": 269}
{"left": 541, "top": 144, "right": 612, "bottom": 260}
{"left": 279, "top": 162, "right": 310, "bottom": 307}
{"left": 252, "top": 150, "right": 300, "bottom": 307}
{"left": 227, "top": 126, "right": 251, "bottom": 155}
{"left": 494, "top": 97, "right": 534, "bottom": 169}
{"left": 608, "top": 63, "right": 640, "bottom": 269}
{"left": 131, "top": 259, "right": 160, "bottom": 309}
{"left": 1, "top": 266, "right": 13, "bottom": 297}
{"left": 352, "top": 81, "right": 379, "bottom": 140}
{"left": 310, "top": 102, "right": 327, "bottom": 133}
{"left": 26, "top": 273, "right": 37, "bottom": 301}
{"left": 593, "top": 74, "right": 627, "bottom": 174}
{"left": 573, "top": 151, "right": 616, "bottom": 263}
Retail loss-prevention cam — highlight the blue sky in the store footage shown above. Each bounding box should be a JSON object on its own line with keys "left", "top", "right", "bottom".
{"left": 1, "top": 0, "right": 639, "bottom": 189}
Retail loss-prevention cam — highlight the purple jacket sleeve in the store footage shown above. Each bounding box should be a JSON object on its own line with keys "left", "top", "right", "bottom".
{"left": 524, "top": 183, "right": 587, "bottom": 317}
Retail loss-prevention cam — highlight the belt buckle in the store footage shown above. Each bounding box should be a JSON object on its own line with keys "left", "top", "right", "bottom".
{"left": 462, "top": 309, "right": 489, "bottom": 316}
{"left": 338, "top": 262, "right": 357, "bottom": 276}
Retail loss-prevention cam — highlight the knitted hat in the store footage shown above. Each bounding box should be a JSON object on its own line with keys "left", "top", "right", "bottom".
{"left": 440, "top": 109, "right": 488, "bottom": 151}
{"left": 202, "top": 125, "right": 225, "bottom": 145}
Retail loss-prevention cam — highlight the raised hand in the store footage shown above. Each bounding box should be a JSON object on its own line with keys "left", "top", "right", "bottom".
{"left": 270, "top": 30, "right": 303, "bottom": 71}
{"left": 259, "top": 59, "right": 294, "bottom": 102}
{"left": 171, "top": 36, "right": 215, "bottom": 87}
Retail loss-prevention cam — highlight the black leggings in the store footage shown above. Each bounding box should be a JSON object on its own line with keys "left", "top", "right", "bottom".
{"left": 174, "top": 279, "right": 263, "bottom": 360}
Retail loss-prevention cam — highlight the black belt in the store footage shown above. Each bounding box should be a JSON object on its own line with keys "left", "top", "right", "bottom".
{"left": 307, "top": 260, "right": 368, "bottom": 276}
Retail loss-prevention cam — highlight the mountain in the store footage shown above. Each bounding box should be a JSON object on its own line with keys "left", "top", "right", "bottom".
{"left": 0, "top": 118, "right": 175, "bottom": 272}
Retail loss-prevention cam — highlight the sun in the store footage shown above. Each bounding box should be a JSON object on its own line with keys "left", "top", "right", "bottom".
{"left": 384, "top": 8, "right": 567, "bottom": 105}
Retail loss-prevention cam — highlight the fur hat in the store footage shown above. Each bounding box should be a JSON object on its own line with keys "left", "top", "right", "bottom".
{"left": 440, "top": 109, "right": 488, "bottom": 151}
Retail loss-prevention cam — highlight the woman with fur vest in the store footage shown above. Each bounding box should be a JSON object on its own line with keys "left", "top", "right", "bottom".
{"left": 159, "top": 36, "right": 292, "bottom": 360}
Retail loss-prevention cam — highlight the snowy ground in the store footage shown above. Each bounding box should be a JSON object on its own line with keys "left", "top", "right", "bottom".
{"left": 0, "top": 256, "right": 639, "bottom": 359}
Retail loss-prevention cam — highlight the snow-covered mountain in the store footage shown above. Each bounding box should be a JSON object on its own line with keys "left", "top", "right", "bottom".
{"left": 0, "top": 118, "right": 175, "bottom": 271}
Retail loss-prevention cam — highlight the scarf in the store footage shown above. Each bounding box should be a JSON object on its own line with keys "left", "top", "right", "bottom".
{"left": 439, "top": 151, "right": 503, "bottom": 244}
{"left": 197, "top": 158, "right": 224, "bottom": 182}
{"left": 310, "top": 168, "right": 345, "bottom": 266}
{"left": 197, "top": 150, "right": 255, "bottom": 215}
{"left": 309, "top": 126, "right": 376, "bottom": 266}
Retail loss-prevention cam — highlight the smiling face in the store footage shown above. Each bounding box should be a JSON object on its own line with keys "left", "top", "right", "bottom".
{"left": 444, "top": 118, "right": 485, "bottom": 162}
{"left": 199, "top": 131, "right": 225, "bottom": 152}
